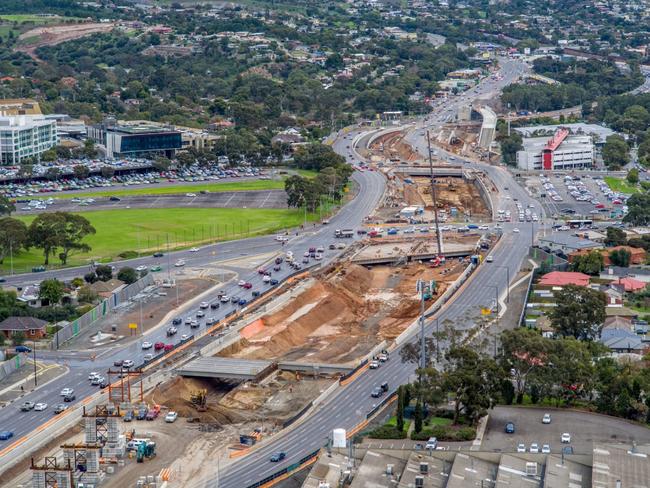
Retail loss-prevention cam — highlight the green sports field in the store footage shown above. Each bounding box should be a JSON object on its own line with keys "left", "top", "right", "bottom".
{"left": 4, "top": 207, "right": 315, "bottom": 273}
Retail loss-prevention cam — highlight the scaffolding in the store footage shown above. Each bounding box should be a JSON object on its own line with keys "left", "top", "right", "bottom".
{"left": 107, "top": 369, "right": 144, "bottom": 405}
{"left": 31, "top": 457, "right": 73, "bottom": 488}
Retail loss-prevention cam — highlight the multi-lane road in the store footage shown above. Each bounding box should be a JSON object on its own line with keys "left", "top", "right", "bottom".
{"left": 203, "top": 59, "right": 539, "bottom": 488}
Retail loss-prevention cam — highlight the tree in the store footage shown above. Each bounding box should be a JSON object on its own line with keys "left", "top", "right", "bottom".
{"left": 0, "top": 217, "right": 28, "bottom": 264}
{"left": 84, "top": 272, "right": 98, "bottom": 284}
{"left": 414, "top": 400, "right": 423, "bottom": 434}
{"left": 499, "top": 132, "right": 523, "bottom": 166}
{"left": 77, "top": 285, "right": 99, "bottom": 304}
{"left": 73, "top": 165, "right": 90, "bottom": 179}
{"left": 28, "top": 213, "right": 64, "bottom": 265}
{"left": 442, "top": 345, "right": 504, "bottom": 425}
{"left": 12, "top": 330, "right": 25, "bottom": 346}
{"left": 605, "top": 226, "right": 627, "bottom": 247}
{"left": 624, "top": 193, "right": 650, "bottom": 226}
{"left": 41, "top": 147, "right": 57, "bottom": 162}
{"left": 28, "top": 212, "right": 95, "bottom": 265}
{"left": 549, "top": 285, "right": 606, "bottom": 340}
{"left": 38, "top": 278, "right": 64, "bottom": 306}
{"left": 500, "top": 328, "right": 549, "bottom": 403}
{"left": 100, "top": 166, "right": 115, "bottom": 178}
{"left": 94, "top": 264, "right": 113, "bottom": 282}
{"left": 83, "top": 139, "right": 97, "bottom": 158}
{"left": 609, "top": 248, "right": 631, "bottom": 267}
{"left": 58, "top": 214, "right": 95, "bottom": 265}
{"left": 602, "top": 135, "right": 630, "bottom": 169}
{"left": 570, "top": 250, "right": 604, "bottom": 275}
{"left": 153, "top": 156, "right": 171, "bottom": 172}
{"left": 627, "top": 168, "right": 639, "bottom": 185}
{"left": 396, "top": 385, "right": 405, "bottom": 432}
{"left": 45, "top": 167, "right": 61, "bottom": 181}
{"left": 292, "top": 143, "right": 346, "bottom": 171}
{"left": 117, "top": 266, "right": 138, "bottom": 284}
{"left": 0, "top": 195, "right": 16, "bottom": 216}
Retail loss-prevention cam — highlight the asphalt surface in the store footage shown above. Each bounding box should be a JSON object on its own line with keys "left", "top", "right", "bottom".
{"left": 13, "top": 189, "right": 288, "bottom": 215}
{"left": 483, "top": 406, "right": 650, "bottom": 455}
{"left": 208, "top": 58, "right": 541, "bottom": 488}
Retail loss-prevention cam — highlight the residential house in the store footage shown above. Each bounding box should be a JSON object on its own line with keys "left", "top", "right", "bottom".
{"left": 0, "top": 316, "right": 48, "bottom": 340}
{"left": 614, "top": 277, "right": 647, "bottom": 293}
{"left": 17, "top": 285, "right": 41, "bottom": 308}
{"left": 599, "top": 283, "right": 625, "bottom": 307}
{"left": 88, "top": 279, "right": 126, "bottom": 299}
{"left": 538, "top": 271, "right": 591, "bottom": 287}
{"left": 600, "top": 328, "right": 645, "bottom": 355}
{"left": 538, "top": 233, "right": 602, "bottom": 255}
{"left": 600, "top": 266, "right": 650, "bottom": 283}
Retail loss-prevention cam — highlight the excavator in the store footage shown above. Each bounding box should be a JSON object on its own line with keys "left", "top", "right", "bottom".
{"left": 136, "top": 441, "right": 156, "bottom": 463}
{"left": 190, "top": 389, "right": 207, "bottom": 412}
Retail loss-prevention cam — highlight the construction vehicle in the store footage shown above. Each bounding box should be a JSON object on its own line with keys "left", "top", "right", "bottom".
{"left": 136, "top": 441, "right": 156, "bottom": 462}
{"left": 190, "top": 389, "right": 207, "bottom": 412}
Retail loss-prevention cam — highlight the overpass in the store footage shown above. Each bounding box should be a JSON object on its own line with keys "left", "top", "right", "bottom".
{"left": 477, "top": 106, "right": 497, "bottom": 150}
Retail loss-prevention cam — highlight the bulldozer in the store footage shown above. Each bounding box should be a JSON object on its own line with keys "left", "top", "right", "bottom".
{"left": 190, "top": 389, "right": 207, "bottom": 412}
{"left": 136, "top": 441, "right": 156, "bottom": 463}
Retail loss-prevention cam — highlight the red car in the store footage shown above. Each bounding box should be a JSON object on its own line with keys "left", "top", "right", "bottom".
{"left": 164, "top": 344, "right": 174, "bottom": 351}
{"left": 243, "top": 282, "right": 253, "bottom": 289}
{"left": 154, "top": 342, "right": 165, "bottom": 351}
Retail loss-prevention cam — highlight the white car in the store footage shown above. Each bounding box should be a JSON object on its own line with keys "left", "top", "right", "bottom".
{"left": 561, "top": 433, "right": 571, "bottom": 443}
{"left": 60, "top": 388, "right": 74, "bottom": 397}
{"left": 174, "top": 260, "right": 185, "bottom": 267}
{"left": 165, "top": 411, "right": 178, "bottom": 423}
{"left": 369, "top": 360, "right": 379, "bottom": 369}
{"left": 180, "top": 334, "right": 189, "bottom": 341}
{"left": 88, "top": 372, "right": 100, "bottom": 381}
{"left": 542, "top": 444, "right": 551, "bottom": 454}
{"left": 189, "top": 247, "right": 199, "bottom": 252}
{"left": 186, "top": 193, "right": 196, "bottom": 197}
{"left": 513, "top": 228, "right": 520, "bottom": 233}
{"left": 238, "top": 280, "right": 246, "bottom": 286}
{"left": 34, "top": 403, "right": 48, "bottom": 411}
{"left": 485, "top": 255, "right": 494, "bottom": 263}
{"left": 143, "top": 353, "right": 153, "bottom": 361}
{"left": 122, "top": 360, "right": 134, "bottom": 368}
{"left": 542, "top": 413, "right": 551, "bottom": 424}
{"left": 425, "top": 437, "right": 438, "bottom": 449}
{"left": 199, "top": 301, "right": 209, "bottom": 309}
{"left": 517, "top": 443, "right": 526, "bottom": 453}
{"left": 529, "top": 443, "right": 539, "bottom": 453}
{"left": 142, "top": 341, "right": 152, "bottom": 350}
{"left": 136, "top": 265, "right": 147, "bottom": 272}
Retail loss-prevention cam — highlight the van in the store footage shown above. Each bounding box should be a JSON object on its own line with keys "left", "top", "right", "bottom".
{"left": 126, "top": 438, "right": 150, "bottom": 451}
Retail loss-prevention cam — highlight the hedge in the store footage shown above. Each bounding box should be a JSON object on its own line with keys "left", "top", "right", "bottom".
{"left": 411, "top": 425, "right": 476, "bottom": 442}
{"left": 368, "top": 425, "right": 407, "bottom": 439}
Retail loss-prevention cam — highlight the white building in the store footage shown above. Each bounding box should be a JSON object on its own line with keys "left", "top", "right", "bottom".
{"left": 0, "top": 115, "right": 58, "bottom": 165}
{"left": 516, "top": 129, "right": 594, "bottom": 171}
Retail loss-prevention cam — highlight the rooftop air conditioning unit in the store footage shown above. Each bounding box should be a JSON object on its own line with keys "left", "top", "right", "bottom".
{"left": 415, "top": 475, "right": 424, "bottom": 487}
{"left": 420, "top": 463, "right": 429, "bottom": 474}
{"left": 386, "top": 464, "right": 394, "bottom": 475}
{"left": 526, "top": 462, "right": 538, "bottom": 476}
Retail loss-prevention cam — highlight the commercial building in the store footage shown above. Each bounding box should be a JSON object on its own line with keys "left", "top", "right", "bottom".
{"left": 0, "top": 115, "right": 58, "bottom": 165}
{"left": 88, "top": 121, "right": 182, "bottom": 159}
{"left": 516, "top": 128, "right": 594, "bottom": 171}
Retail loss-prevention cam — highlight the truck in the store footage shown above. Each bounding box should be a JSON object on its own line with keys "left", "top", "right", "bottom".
{"left": 335, "top": 229, "right": 354, "bottom": 238}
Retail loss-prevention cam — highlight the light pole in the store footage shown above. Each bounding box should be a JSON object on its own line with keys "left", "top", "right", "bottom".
{"left": 33, "top": 339, "right": 37, "bottom": 387}
{"left": 489, "top": 285, "right": 499, "bottom": 357}
{"left": 496, "top": 265, "right": 510, "bottom": 303}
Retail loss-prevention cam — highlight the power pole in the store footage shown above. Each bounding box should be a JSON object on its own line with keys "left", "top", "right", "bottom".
{"left": 427, "top": 130, "right": 443, "bottom": 255}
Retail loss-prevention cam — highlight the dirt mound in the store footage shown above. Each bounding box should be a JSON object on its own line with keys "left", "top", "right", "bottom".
{"left": 146, "top": 376, "right": 243, "bottom": 424}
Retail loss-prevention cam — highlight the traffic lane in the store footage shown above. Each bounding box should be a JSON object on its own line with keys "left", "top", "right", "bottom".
{"left": 483, "top": 406, "right": 650, "bottom": 455}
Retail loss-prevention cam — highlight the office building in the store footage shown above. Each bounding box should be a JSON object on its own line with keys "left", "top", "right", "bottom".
{"left": 0, "top": 115, "right": 58, "bottom": 165}
{"left": 516, "top": 128, "right": 594, "bottom": 171}
{"left": 88, "top": 121, "right": 182, "bottom": 159}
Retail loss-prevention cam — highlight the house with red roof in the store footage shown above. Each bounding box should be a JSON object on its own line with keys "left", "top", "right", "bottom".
{"left": 614, "top": 277, "right": 646, "bottom": 293}
{"left": 538, "top": 271, "right": 591, "bottom": 287}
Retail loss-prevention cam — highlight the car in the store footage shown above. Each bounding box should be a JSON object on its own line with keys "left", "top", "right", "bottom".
{"left": 270, "top": 452, "right": 286, "bottom": 462}
{"left": 91, "top": 375, "right": 105, "bottom": 385}
{"left": 369, "top": 360, "right": 380, "bottom": 369}
{"left": 517, "top": 443, "right": 526, "bottom": 453}
{"left": 238, "top": 299, "right": 248, "bottom": 306}
{"left": 181, "top": 334, "right": 190, "bottom": 341}
{"left": 238, "top": 280, "right": 246, "bottom": 286}
{"left": 143, "top": 353, "right": 153, "bottom": 361}
{"left": 60, "top": 388, "right": 74, "bottom": 397}
{"left": 0, "top": 431, "right": 14, "bottom": 440}
{"left": 221, "top": 295, "right": 230, "bottom": 302}
{"left": 20, "top": 401, "right": 35, "bottom": 411}
{"left": 370, "top": 387, "right": 382, "bottom": 398}
{"left": 63, "top": 393, "right": 76, "bottom": 402}
{"left": 200, "top": 301, "right": 209, "bottom": 309}
{"left": 113, "top": 360, "right": 124, "bottom": 367}
{"left": 136, "top": 407, "right": 148, "bottom": 420}
{"left": 270, "top": 279, "right": 279, "bottom": 286}
{"left": 513, "top": 228, "right": 520, "bottom": 233}
{"left": 164, "top": 344, "right": 174, "bottom": 351}
{"left": 15, "top": 345, "right": 31, "bottom": 353}
{"left": 425, "top": 437, "right": 438, "bottom": 449}
{"left": 146, "top": 405, "right": 160, "bottom": 420}
{"left": 561, "top": 433, "right": 571, "bottom": 443}
{"left": 123, "top": 410, "right": 134, "bottom": 422}
{"left": 252, "top": 290, "right": 260, "bottom": 297}
{"left": 542, "top": 413, "right": 551, "bottom": 424}
{"left": 136, "top": 265, "right": 148, "bottom": 272}
{"left": 142, "top": 341, "right": 153, "bottom": 350}
{"left": 174, "top": 260, "right": 185, "bottom": 267}
{"left": 34, "top": 403, "right": 48, "bottom": 411}
{"left": 122, "top": 359, "right": 134, "bottom": 368}
{"left": 98, "top": 378, "right": 109, "bottom": 388}
{"left": 485, "top": 255, "right": 494, "bottom": 263}
{"left": 210, "top": 302, "right": 220, "bottom": 309}
{"left": 186, "top": 193, "right": 196, "bottom": 197}
{"left": 505, "top": 422, "right": 515, "bottom": 434}
{"left": 190, "top": 247, "right": 200, "bottom": 252}
{"left": 196, "top": 310, "right": 205, "bottom": 318}
{"left": 153, "top": 252, "right": 164, "bottom": 258}
{"left": 542, "top": 444, "right": 551, "bottom": 454}
{"left": 243, "top": 282, "right": 253, "bottom": 289}
{"left": 165, "top": 411, "right": 178, "bottom": 423}
{"left": 54, "top": 404, "right": 68, "bottom": 414}
{"left": 529, "top": 443, "right": 539, "bottom": 453}
{"left": 172, "top": 317, "right": 183, "bottom": 326}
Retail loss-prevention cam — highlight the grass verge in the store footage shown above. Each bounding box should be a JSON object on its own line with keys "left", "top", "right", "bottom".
{"left": 4, "top": 207, "right": 315, "bottom": 273}
{"left": 604, "top": 176, "right": 639, "bottom": 194}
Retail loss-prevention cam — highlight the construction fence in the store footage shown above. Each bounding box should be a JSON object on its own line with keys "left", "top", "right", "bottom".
{"left": 0, "top": 353, "right": 27, "bottom": 383}
{"left": 52, "top": 273, "right": 156, "bottom": 349}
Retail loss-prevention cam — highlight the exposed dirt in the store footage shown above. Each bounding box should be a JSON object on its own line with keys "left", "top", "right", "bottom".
{"left": 221, "top": 262, "right": 459, "bottom": 364}
{"left": 16, "top": 22, "right": 116, "bottom": 59}
{"left": 369, "top": 131, "right": 421, "bottom": 162}
{"left": 410, "top": 176, "right": 490, "bottom": 219}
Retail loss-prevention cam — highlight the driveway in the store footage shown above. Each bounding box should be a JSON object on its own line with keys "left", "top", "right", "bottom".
{"left": 482, "top": 406, "right": 650, "bottom": 455}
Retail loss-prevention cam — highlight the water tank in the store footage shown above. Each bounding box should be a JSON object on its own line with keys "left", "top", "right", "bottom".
{"left": 332, "top": 428, "right": 346, "bottom": 448}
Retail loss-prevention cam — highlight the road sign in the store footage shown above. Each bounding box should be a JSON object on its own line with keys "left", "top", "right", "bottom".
{"left": 128, "top": 323, "right": 138, "bottom": 330}
{"left": 481, "top": 308, "right": 492, "bottom": 316}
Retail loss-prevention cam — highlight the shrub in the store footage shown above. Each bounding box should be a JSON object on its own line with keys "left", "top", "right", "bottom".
{"left": 368, "top": 425, "right": 407, "bottom": 439}
{"left": 118, "top": 251, "right": 138, "bottom": 259}
{"left": 427, "top": 425, "right": 477, "bottom": 442}
{"left": 411, "top": 429, "right": 434, "bottom": 441}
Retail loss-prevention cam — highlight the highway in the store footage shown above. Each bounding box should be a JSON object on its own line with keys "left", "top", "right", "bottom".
{"left": 201, "top": 58, "right": 539, "bottom": 488}
{"left": 0, "top": 132, "right": 386, "bottom": 473}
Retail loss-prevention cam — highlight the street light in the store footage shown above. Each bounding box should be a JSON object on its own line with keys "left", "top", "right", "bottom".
{"left": 489, "top": 285, "right": 499, "bottom": 357}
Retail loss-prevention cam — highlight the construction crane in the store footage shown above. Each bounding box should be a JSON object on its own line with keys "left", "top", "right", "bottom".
{"left": 136, "top": 441, "right": 156, "bottom": 463}
{"left": 190, "top": 389, "right": 207, "bottom": 412}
